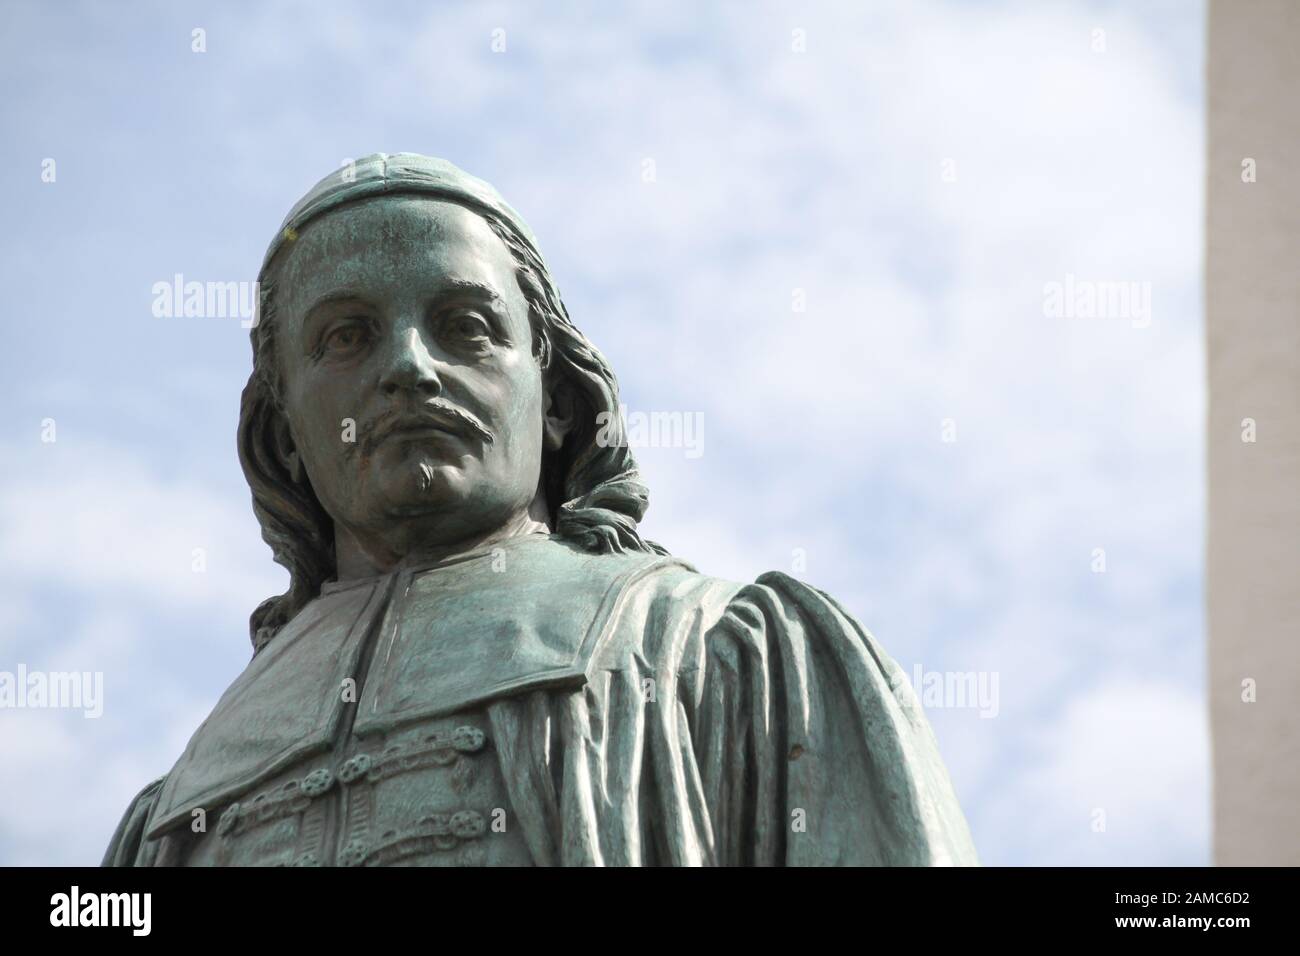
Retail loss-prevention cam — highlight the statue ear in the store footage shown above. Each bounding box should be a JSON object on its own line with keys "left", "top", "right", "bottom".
{"left": 273, "top": 412, "right": 306, "bottom": 484}
{"left": 542, "top": 380, "right": 578, "bottom": 452}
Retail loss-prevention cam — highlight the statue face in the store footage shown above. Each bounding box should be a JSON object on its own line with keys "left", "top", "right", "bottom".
{"left": 274, "top": 196, "right": 549, "bottom": 561}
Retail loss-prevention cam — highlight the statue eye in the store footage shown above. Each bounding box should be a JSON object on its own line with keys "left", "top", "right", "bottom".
{"left": 321, "top": 320, "right": 370, "bottom": 356}
{"left": 444, "top": 311, "right": 492, "bottom": 347}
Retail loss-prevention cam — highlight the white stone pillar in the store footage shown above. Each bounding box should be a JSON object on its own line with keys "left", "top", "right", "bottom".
{"left": 1208, "top": 0, "right": 1300, "bottom": 866}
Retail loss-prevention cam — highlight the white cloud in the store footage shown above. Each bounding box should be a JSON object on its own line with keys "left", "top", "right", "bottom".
{"left": 0, "top": 441, "right": 281, "bottom": 863}
{"left": 989, "top": 678, "right": 1209, "bottom": 864}
{"left": 0, "top": 440, "right": 284, "bottom": 613}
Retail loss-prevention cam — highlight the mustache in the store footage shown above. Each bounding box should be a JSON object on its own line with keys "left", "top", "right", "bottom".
{"left": 360, "top": 401, "right": 495, "bottom": 455}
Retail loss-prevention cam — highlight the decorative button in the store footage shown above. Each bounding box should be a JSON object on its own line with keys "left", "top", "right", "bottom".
{"left": 217, "top": 803, "right": 240, "bottom": 836}
{"left": 451, "top": 726, "right": 486, "bottom": 754}
{"left": 450, "top": 810, "right": 486, "bottom": 839}
{"left": 340, "top": 840, "right": 368, "bottom": 867}
{"left": 339, "top": 753, "right": 372, "bottom": 783}
{"left": 301, "top": 768, "right": 334, "bottom": 796}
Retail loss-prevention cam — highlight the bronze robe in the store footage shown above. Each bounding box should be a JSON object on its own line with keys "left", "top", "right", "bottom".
{"left": 103, "top": 534, "right": 977, "bottom": 866}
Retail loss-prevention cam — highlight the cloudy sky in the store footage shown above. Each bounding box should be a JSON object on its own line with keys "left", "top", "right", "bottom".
{"left": 0, "top": 0, "right": 1205, "bottom": 865}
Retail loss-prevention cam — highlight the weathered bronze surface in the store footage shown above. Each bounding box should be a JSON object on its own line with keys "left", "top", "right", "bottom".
{"left": 103, "top": 154, "right": 978, "bottom": 866}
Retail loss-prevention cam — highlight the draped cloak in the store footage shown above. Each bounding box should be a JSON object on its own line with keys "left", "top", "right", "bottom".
{"left": 102, "top": 533, "right": 977, "bottom": 866}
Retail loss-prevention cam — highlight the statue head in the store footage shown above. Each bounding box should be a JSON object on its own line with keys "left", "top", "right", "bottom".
{"left": 238, "top": 154, "right": 661, "bottom": 651}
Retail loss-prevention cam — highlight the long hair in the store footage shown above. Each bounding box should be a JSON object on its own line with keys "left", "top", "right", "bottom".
{"left": 237, "top": 199, "right": 664, "bottom": 653}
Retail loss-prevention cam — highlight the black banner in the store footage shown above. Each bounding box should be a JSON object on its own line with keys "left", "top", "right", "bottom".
{"left": 0, "top": 866, "right": 1281, "bottom": 942}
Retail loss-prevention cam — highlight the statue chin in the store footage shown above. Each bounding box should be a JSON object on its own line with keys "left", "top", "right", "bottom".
{"left": 373, "top": 459, "right": 467, "bottom": 515}
{"left": 342, "top": 454, "right": 523, "bottom": 553}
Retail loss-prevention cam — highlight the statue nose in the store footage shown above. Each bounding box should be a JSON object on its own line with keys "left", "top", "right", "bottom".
{"left": 379, "top": 326, "right": 442, "bottom": 397}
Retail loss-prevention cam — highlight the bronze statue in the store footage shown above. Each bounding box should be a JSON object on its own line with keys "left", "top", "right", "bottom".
{"left": 103, "top": 154, "right": 978, "bottom": 866}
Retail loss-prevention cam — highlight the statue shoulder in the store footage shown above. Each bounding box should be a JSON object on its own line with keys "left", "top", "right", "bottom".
{"left": 101, "top": 775, "right": 167, "bottom": 867}
{"left": 608, "top": 563, "right": 916, "bottom": 719}
{"left": 705, "top": 570, "right": 914, "bottom": 697}
{"left": 701, "top": 571, "right": 981, "bottom": 865}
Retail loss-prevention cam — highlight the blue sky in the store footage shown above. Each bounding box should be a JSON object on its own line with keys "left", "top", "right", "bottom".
{"left": 0, "top": 0, "right": 1205, "bottom": 865}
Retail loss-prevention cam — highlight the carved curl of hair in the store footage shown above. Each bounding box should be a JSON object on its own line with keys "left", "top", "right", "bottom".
{"left": 236, "top": 202, "right": 664, "bottom": 653}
